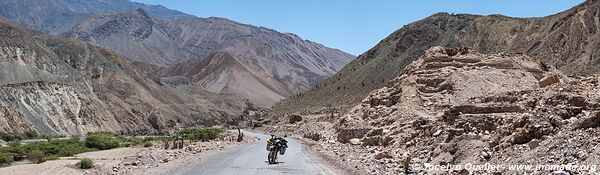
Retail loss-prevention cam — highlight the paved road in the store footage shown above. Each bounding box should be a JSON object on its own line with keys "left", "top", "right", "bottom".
{"left": 178, "top": 131, "right": 325, "bottom": 175}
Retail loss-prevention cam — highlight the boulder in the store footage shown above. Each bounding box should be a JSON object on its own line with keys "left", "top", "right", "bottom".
{"left": 481, "top": 151, "right": 491, "bottom": 160}
{"left": 574, "top": 112, "right": 600, "bottom": 129}
{"left": 337, "top": 128, "right": 369, "bottom": 143}
{"left": 528, "top": 139, "right": 540, "bottom": 149}
{"left": 539, "top": 73, "right": 560, "bottom": 88}
{"left": 349, "top": 138, "right": 362, "bottom": 145}
{"left": 567, "top": 96, "right": 587, "bottom": 107}
{"left": 374, "top": 151, "right": 392, "bottom": 160}
{"left": 288, "top": 114, "right": 303, "bottom": 124}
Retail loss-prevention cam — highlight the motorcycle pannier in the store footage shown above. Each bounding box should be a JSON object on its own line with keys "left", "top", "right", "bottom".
{"left": 279, "top": 147, "right": 286, "bottom": 155}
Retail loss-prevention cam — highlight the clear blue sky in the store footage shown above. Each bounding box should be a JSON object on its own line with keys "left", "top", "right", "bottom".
{"left": 133, "top": 0, "right": 584, "bottom": 55}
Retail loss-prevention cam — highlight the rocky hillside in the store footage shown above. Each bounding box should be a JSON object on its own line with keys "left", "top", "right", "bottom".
{"left": 273, "top": 0, "right": 600, "bottom": 114}
{"left": 0, "top": 18, "right": 243, "bottom": 136}
{"left": 0, "top": 0, "right": 191, "bottom": 35}
{"left": 64, "top": 9, "right": 354, "bottom": 107}
{"left": 64, "top": 9, "right": 183, "bottom": 66}
{"left": 271, "top": 47, "right": 600, "bottom": 174}
{"left": 153, "top": 52, "right": 293, "bottom": 107}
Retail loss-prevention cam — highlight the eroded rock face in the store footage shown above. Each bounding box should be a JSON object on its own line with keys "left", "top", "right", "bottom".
{"left": 0, "top": 19, "right": 239, "bottom": 135}
{"left": 327, "top": 47, "right": 600, "bottom": 174}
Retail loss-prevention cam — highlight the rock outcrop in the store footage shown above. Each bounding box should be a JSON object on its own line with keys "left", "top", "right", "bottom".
{"left": 268, "top": 47, "right": 600, "bottom": 174}
{"left": 331, "top": 47, "right": 600, "bottom": 174}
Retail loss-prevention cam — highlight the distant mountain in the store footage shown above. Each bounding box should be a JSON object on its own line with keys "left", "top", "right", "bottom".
{"left": 152, "top": 52, "right": 293, "bottom": 107}
{"left": 0, "top": 0, "right": 191, "bottom": 35}
{"left": 273, "top": 0, "right": 600, "bottom": 114}
{"left": 63, "top": 9, "right": 355, "bottom": 106}
{"left": 0, "top": 0, "right": 355, "bottom": 107}
{"left": 0, "top": 17, "right": 243, "bottom": 135}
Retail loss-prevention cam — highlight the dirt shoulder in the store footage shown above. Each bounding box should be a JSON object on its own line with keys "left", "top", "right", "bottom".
{"left": 296, "top": 137, "right": 362, "bottom": 175}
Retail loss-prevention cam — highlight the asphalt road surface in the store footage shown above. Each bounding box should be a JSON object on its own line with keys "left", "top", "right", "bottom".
{"left": 178, "top": 131, "right": 326, "bottom": 175}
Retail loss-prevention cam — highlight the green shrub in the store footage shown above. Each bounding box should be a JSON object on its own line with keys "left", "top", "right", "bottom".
{"left": 0, "top": 131, "right": 40, "bottom": 142}
{"left": 77, "top": 158, "right": 93, "bottom": 169}
{"left": 0, "top": 153, "right": 13, "bottom": 166}
{"left": 143, "top": 142, "right": 153, "bottom": 147}
{"left": 125, "top": 137, "right": 144, "bottom": 146}
{"left": 24, "top": 131, "right": 38, "bottom": 139}
{"left": 7, "top": 141, "right": 20, "bottom": 147}
{"left": 179, "top": 128, "right": 222, "bottom": 142}
{"left": 0, "top": 131, "right": 19, "bottom": 142}
{"left": 27, "top": 150, "right": 45, "bottom": 164}
{"left": 84, "top": 132, "right": 121, "bottom": 150}
{"left": 143, "top": 137, "right": 154, "bottom": 143}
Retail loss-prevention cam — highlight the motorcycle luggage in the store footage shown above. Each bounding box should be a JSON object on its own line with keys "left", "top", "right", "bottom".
{"left": 279, "top": 147, "right": 286, "bottom": 155}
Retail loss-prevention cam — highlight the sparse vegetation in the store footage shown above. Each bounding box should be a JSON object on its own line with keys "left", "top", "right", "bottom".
{"left": 0, "top": 128, "right": 223, "bottom": 167}
{"left": 0, "top": 131, "right": 59, "bottom": 143}
{"left": 178, "top": 128, "right": 223, "bottom": 142}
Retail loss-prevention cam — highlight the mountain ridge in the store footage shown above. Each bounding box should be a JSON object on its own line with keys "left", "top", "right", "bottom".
{"left": 0, "top": 0, "right": 192, "bottom": 35}
{"left": 273, "top": 0, "right": 600, "bottom": 114}
{"left": 63, "top": 8, "right": 354, "bottom": 106}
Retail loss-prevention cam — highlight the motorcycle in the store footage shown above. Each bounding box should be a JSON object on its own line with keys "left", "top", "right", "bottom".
{"left": 266, "top": 136, "right": 287, "bottom": 164}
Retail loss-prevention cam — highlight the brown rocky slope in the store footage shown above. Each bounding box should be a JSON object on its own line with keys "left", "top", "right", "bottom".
{"left": 0, "top": 18, "right": 244, "bottom": 135}
{"left": 61, "top": 8, "right": 354, "bottom": 107}
{"left": 152, "top": 52, "right": 294, "bottom": 107}
{"left": 64, "top": 9, "right": 354, "bottom": 107}
{"left": 274, "top": 0, "right": 600, "bottom": 114}
{"left": 268, "top": 47, "right": 600, "bottom": 174}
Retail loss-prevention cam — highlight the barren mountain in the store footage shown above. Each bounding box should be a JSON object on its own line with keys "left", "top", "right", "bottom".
{"left": 64, "top": 9, "right": 184, "bottom": 66}
{"left": 269, "top": 47, "right": 600, "bottom": 174}
{"left": 0, "top": 0, "right": 191, "bottom": 35}
{"left": 153, "top": 52, "right": 293, "bottom": 107}
{"left": 63, "top": 9, "right": 355, "bottom": 106}
{"left": 273, "top": 0, "right": 600, "bottom": 114}
{"left": 0, "top": 18, "right": 243, "bottom": 135}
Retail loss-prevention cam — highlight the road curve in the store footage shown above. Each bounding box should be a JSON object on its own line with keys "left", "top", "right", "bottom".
{"left": 177, "top": 131, "right": 326, "bottom": 175}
